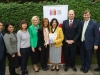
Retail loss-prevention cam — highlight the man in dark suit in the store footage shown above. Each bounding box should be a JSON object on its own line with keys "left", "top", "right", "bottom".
{"left": 62, "top": 10, "right": 81, "bottom": 72}
{"left": 94, "top": 24, "right": 100, "bottom": 71}
{"left": 80, "top": 10, "right": 99, "bottom": 73}
{"left": 0, "top": 21, "right": 6, "bottom": 75}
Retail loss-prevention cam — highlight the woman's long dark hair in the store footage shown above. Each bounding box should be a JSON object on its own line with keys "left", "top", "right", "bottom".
{"left": 4, "top": 22, "right": 14, "bottom": 34}
{"left": 41, "top": 18, "right": 50, "bottom": 32}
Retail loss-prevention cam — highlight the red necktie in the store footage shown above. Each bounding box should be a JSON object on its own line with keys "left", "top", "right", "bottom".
{"left": 70, "top": 20, "right": 72, "bottom": 28}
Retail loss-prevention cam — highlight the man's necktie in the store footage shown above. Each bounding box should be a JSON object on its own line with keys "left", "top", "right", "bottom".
{"left": 81, "top": 21, "right": 88, "bottom": 42}
{"left": 70, "top": 20, "right": 72, "bottom": 28}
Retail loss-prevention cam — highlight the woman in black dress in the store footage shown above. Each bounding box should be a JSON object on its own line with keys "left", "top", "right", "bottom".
{"left": 38, "top": 18, "right": 49, "bottom": 71}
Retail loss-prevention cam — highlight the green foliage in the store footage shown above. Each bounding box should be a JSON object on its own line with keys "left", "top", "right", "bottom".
{"left": 0, "top": 0, "right": 100, "bottom": 31}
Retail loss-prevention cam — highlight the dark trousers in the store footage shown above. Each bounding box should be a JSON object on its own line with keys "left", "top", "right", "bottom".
{"left": 80, "top": 42, "right": 92, "bottom": 70}
{"left": 64, "top": 43, "right": 77, "bottom": 67}
{"left": 7, "top": 53, "right": 19, "bottom": 75}
{"left": 96, "top": 46, "right": 100, "bottom": 67}
{"left": 20, "top": 47, "right": 30, "bottom": 73}
{"left": 40, "top": 45, "right": 49, "bottom": 69}
{"left": 0, "top": 53, "right": 5, "bottom": 75}
{"left": 31, "top": 47, "right": 40, "bottom": 64}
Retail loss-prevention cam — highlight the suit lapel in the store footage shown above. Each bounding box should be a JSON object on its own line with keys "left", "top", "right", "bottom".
{"left": 66, "top": 20, "right": 70, "bottom": 28}
{"left": 68, "top": 19, "right": 75, "bottom": 28}
{"left": 82, "top": 21, "right": 85, "bottom": 28}
{"left": 85, "top": 20, "right": 91, "bottom": 32}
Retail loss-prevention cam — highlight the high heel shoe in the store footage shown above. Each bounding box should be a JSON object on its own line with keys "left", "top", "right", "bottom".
{"left": 51, "top": 67, "right": 56, "bottom": 71}
{"left": 56, "top": 68, "right": 59, "bottom": 71}
{"left": 56, "top": 65, "right": 59, "bottom": 71}
{"left": 33, "top": 68, "right": 39, "bottom": 72}
{"left": 34, "top": 69, "right": 39, "bottom": 72}
{"left": 35, "top": 70, "right": 39, "bottom": 72}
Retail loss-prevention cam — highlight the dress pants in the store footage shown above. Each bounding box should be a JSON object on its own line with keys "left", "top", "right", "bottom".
{"left": 96, "top": 44, "right": 100, "bottom": 67}
{"left": 20, "top": 47, "right": 31, "bottom": 73}
{"left": 80, "top": 42, "right": 93, "bottom": 70}
{"left": 64, "top": 43, "right": 77, "bottom": 67}
{"left": 7, "top": 53, "right": 19, "bottom": 75}
{"left": 0, "top": 53, "right": 5, "bottom": 75}
{"left": 40, "top": 45, "right": 49, "bottom": 69}
{"left": 31, "top": 47, "right": 40, "bottom": 64}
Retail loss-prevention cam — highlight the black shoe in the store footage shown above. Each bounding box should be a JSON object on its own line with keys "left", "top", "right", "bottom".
{"left": 83, "top": 69, "right": 88, "bottom": 73}
{"left": 56, "top": 68, "right": 59, "bottom": 71}
{"left": 51, "top": 67, "right": 55, "bottom": 71}
{"left": 42, "top": 68, "right": 47, "bottom": 71}
{"left": 22, "top": 72, "right": 25, "bottom": 75}
{"left": 34, "top": 68, "right": 39, "bottom": 72}
{"left": 14, "top": 72, "right": 20, "bottom": 75}
{"left": 35, "top": 69, "right": 39, "bottom": 72}
{"left": 72, "top": 66, "right": 77, "bottom": 72}
{"left": 25, "top": 70, "right": 28, "bottom": 74}
{"left": 15, "top": 73, "right": 20, "bottom": 75}
{"left": 64, "top": 67, "right": 69, "bottom": 72}
{"left": 46, "top": 66, "right": 49, "bottom": 70}
{"left": 80, "top": 67, "right": 84, "bottom": 72}
{"left": 94, "top": 67, "right": 100, "bottom": 71}
{"left": 38, "top": 67, "right": 40, "bottom": 70}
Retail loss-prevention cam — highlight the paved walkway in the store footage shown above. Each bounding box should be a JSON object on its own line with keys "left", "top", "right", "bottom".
{"left": 6, "top": 64, "right": 100, "bottom": 75}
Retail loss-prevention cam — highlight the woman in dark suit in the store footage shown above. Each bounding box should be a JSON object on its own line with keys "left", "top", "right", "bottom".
{"left": 4, "top": 23, "right": 19, "bottom": 75}
{"left": 38, "top": 18, "right": 49, "bottom": 71}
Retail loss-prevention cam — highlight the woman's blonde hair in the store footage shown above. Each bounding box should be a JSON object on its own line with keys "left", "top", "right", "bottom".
{"left": 31, "top": 16, "right": 40, "bottom": 24}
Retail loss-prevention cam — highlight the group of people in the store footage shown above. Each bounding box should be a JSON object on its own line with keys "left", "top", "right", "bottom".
{"left": 0, "top": 9, "right": 100, "bottom": 75}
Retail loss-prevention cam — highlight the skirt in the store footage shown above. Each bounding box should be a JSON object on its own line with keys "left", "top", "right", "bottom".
{"left": 49, "top": 44, "right": 61, "bottom": 63}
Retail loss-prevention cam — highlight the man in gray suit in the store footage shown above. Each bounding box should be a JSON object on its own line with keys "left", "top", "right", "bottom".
{"left": 0, "top": 21, "right": 6, "bottom": 75}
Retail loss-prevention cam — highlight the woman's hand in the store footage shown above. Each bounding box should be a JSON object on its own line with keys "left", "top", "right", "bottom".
{"left": 12, "top": 54, "right": 15, "bottom": 58}
{"left": 51, "top": 42, "right": 56, "bottom": 44}
{"left": 38, "top": 47, "right": 42, "bottom": 51}
{"left": 18, "top": 52, "right": 21, "bottom": 57}
{"left": 32, "top": 47, "right": 35, "bottom": 52}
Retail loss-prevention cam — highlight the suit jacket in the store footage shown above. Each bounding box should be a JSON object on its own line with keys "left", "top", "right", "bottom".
{"left": 38, "top": 28, "right": 46, "bottom": 48}
{"left": 62, "top": 19, "right": 81, "bottom": 46}
{"left": 50, "top": 26, "right": 64, "bottom": 47}
{"left": 28, "top": 24, "right": 40, "bottom": 48}
{"left": 0, "top": 32, "right": 5, "bottom": 60}
{"left": 81, "top": 19, "right": 99, "bottom": 50}
{"left": 4, "top": 33, "right": 17, "bottom": 55}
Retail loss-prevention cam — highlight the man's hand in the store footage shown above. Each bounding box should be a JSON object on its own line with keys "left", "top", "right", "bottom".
{"left": 94, "top": 46, "right": 98, "bottom": 50}
{"left": 66, "top": 40, "right": 70, "bottom": 44}
{"left": 70, "top": 40, "right": 74, "bottom": 44}
{"left": 66, "top": 40, "right": 74, "bottom": 44}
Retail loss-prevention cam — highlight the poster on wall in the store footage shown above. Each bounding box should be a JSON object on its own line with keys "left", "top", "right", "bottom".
{"left": 43, "top": 5, "right": 68, "bottom": 64}
{"left": 43, "top": 5, "right": 68, "bottom": 24}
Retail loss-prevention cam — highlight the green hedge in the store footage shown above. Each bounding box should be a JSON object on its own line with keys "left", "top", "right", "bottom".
{"left": 0, "top": 0, "right": 100, "bottom": 31}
